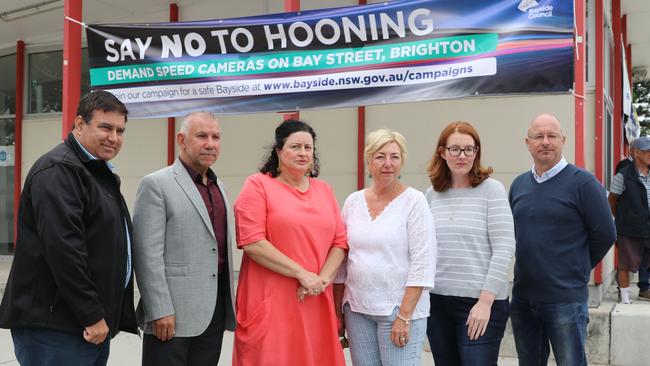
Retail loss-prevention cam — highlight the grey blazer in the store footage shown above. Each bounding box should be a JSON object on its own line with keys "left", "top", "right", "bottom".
{"left": 132, "top": 159, "right": 236, "bottom": 337}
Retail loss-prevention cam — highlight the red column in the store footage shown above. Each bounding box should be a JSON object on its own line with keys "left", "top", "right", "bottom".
{"left": 283, "top": 0, "right": 300, "bottom": 121}
{"left": 574, "top": 0, "right": 585, "bottom": 169}
{"left": 167, "top": 3, "right": 179, "bottom": 165}
{"left": 13, "top": 41, "right": 25, "bottom": 244}
{"left": 62, "top": 0, "right": 83, "bottom": 137}
{"left": 357, "top": 107, "right": 365, "bottom": 190}
{"left": 612, "top": 0, "right": 623, "bottom": 163}
{"left": 356, "top": 0, "right": 367, "bottom": 190}
{"left": 595, "top": 0, "right": 604, "bottom": 183}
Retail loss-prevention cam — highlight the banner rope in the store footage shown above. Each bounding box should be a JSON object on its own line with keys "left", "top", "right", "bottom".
{"left": 571, "top": 89, "right": 585, "bottom": 99}
{"left": 65, "top": 16, "right": 88, "bottom": 28}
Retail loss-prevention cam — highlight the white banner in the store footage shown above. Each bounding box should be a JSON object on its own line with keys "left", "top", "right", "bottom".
{"left": 622, "top": 44, "right": 632, "bottom": 117}
{"left": 107, "top": 58, "right": 497, "bottom": 104}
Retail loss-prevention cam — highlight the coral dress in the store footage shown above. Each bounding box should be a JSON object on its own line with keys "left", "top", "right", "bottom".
{"left": 233, "top": 173, "right": 348, "bottom": 366}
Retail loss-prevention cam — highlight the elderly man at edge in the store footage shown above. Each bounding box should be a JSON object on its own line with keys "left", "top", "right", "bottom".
{"left": 608, "top": 136, "right": 650, "bottom": 304}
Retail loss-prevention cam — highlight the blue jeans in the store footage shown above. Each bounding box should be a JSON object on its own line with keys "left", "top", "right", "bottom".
{"left": 344, "top": 303, "right": 427, "bottom": 366}
{"left": 11, "top": 327, "right": 110, "bottom": 366}
{"left": 510, "top": 298, "right": 588, "bottom": 366}
{"left": 426, "top": 294, "right": 510, "bottom": 366}
{"left": 638, "top": 267, "right": 649, "bottom": 292}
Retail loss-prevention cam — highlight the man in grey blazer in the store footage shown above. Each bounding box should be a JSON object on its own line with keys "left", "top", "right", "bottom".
{"left": 133, "top": 111, "right": 236, "bottom": 365}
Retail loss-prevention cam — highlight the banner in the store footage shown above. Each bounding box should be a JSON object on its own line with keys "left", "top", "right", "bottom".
{"left": 86, "top": 0, "right": 575, "bottom": 118}
{"left": 623, "top": 44, "right": 632, "bottom": 117}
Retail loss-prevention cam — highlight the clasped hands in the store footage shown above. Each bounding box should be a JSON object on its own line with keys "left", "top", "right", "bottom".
{"left": 296, "top": 271, "right": 327, "bottom": 302}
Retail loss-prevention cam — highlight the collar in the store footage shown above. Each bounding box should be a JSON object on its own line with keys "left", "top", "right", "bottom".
{"left": 72, "top": 134, "right": 115, "bottom": 172}
{"left": 179, "top": 158, "right": 217, "bottom": 184}
{"left": 531, "top": 157, "right": 568, "bottom": 183}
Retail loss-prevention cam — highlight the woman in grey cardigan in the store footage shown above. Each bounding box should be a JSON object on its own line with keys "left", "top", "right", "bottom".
{"left": 424, "top": 121, "right": 515, "bottom": 366}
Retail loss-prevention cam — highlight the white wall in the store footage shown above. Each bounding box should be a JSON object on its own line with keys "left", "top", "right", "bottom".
{"left": 111, "top": 118, "right": 168, "bottom": 208}
{"left": 584, "top": 90, "right": 597, "bottom": 175}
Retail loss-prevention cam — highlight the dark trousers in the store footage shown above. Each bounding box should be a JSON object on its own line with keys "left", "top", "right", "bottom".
{"left": 510, "top": 297, "right": 588, "bottom": 366}
{"left": 426, "top": 293, "right": 509, "bottom": 366}
{"left": 142, "top": 273, "right": 229, "bottom": 366}
{"left": 11, "top": 327, "right": 110, "bottom": 366}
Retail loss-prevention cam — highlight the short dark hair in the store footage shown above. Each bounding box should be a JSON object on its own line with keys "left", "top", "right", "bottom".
{"left": 75, "top": 90, "right": 128, "bottom": 127}
{"left": 260, "top": 119, "right": 320, "bottom": 178}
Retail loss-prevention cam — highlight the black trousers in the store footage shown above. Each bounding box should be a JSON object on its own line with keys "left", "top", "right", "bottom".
{"left": 142, "top": 273, "right": 230, "bottom": 366}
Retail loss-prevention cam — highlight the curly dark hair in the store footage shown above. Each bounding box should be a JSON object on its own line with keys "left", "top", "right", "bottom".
{"left": 260, "top": 119, "right": 320, "bottom": 178}
{"left": 76, "top": 90, "right": 128, "bottom": 126}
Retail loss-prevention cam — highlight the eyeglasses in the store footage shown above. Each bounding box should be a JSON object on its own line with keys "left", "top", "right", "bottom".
{"left": 528, "top": 133, "right": 563, "bottom": 143}
{"left": 445, "top": 146, "right": 477, "bottom": 157}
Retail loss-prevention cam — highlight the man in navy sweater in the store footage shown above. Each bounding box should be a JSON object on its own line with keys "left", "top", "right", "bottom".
{"left": 509, "top": 114, "right": 616, "bottom": 366}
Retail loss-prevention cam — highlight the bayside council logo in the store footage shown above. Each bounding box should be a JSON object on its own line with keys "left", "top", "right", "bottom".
{"left": 518, "top": 0, "right": 554, "bottom": 19}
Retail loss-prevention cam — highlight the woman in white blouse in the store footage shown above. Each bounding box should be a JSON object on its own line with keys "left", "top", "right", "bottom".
{"left": 334, "top": 129, "right": 436, "bottom": 366}
{"left": 424, "top": 121, "right": 515, "bottom": 366}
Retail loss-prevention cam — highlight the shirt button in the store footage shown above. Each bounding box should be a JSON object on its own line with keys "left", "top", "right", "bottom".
{"left": 211, "top": 274, "right": 216, "bottom": 278}
{"left": 212, "top": 248, "right": 216, "bottom": 252}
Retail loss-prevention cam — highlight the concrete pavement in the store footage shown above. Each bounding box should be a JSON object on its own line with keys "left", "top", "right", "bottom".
{"left": 0, "top": 328, "right": 528, "bottom": 366}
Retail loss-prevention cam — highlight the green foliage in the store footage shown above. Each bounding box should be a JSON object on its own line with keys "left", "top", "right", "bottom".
{"left": 633, "top": 79, "right": 650, "bottom": 136}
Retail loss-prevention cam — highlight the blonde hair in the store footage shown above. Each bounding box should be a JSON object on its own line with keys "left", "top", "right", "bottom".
{"left": 364, "top": 128, "right": 407, "bottom": 164}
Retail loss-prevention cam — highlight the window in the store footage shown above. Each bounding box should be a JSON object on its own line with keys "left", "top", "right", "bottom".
{"left": 0, "top": 54, "right": 16, "bottom": 116}
{"left": 0, "top": 53, "right": 16, "bottom": 254}
{"left": 28, "top": 49, "right": 90, "bottom": 114}
{"left": 0, "top": 118, "right": 15, "bottom": 254}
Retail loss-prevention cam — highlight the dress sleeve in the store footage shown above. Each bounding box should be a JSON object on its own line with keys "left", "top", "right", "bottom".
{"left": 482, "top": 180, "right": 516, "bottom": 296}
{"left": 405, "top": 192, "right": 436, "bottom": 290}
{"left": 234, "top": 174, "right": 268, "bottom": 248}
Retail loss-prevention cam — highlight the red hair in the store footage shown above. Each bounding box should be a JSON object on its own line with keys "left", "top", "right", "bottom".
{"left": 427, "top": 121, "right": 493, "bottom": 192}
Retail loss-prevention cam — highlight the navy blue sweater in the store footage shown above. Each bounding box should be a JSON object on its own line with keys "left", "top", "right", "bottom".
{"left": 509, "top": 164, "right": 616, "bottom": 303}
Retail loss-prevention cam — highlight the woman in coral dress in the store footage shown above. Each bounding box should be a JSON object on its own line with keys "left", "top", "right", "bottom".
{"left": 233, "top": 119, "right": 348, "bottom": 366}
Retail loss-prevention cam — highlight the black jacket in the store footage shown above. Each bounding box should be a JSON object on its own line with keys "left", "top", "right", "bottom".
{"left": 0, "top": 133, "right": 137, "bottom": 337}
{"left": 615, "top": 162, "right": 650, "bottom": 238}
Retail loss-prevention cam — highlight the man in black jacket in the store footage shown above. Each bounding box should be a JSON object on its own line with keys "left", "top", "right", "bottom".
{"left": 609, "top": 136, "right": 650, "bottom": 304}
{"left": 613, "top": 140, "right": 650, "bottom": 301}
{"left": 0, "top": 91, "right": 137, "bottom": 366}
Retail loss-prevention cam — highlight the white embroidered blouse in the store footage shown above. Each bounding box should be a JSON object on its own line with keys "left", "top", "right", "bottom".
{"left": 335, "top": 187, "right": 437, "bottom": 319}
